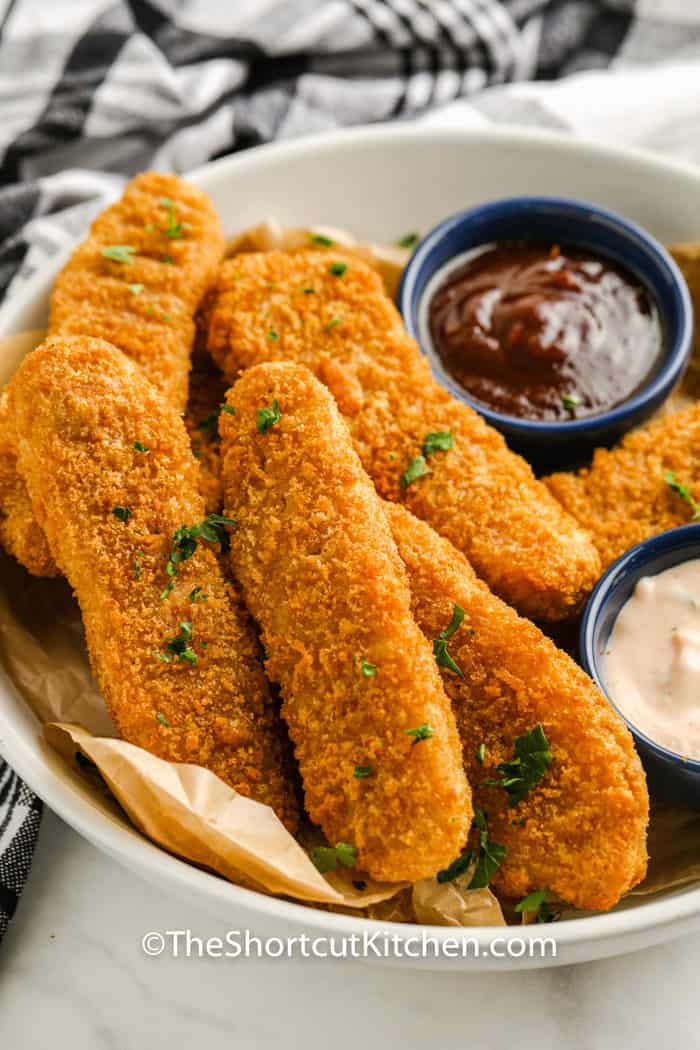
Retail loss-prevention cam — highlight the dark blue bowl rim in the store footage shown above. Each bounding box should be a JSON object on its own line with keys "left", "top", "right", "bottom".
{"left": 398, "top": 195, "right": 694, "bottom": 437}
{"left": 580, "top": 524, "right": 700, "bottom": 772}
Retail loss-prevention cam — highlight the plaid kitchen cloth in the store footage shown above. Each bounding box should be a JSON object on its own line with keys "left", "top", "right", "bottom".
{"left": 2, "top": 0, "right": 700, "bottom": 942}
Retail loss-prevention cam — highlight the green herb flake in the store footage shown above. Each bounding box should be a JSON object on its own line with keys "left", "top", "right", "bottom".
{"left": 353, "top": 765, "right": 372, "bottom": 779}
{"left": 127, "top": 283, "right": 144, "bottom": 295}
{"left": 467, "top": 808, "right": 507, "bottom": 889}
{"left": 665, "top": 471, "right": 700, "bottom": 520}
{"left": 112, "top": 506, "right": 132, "bottom": 523}
{"left": 160, "top": 197, "right": 188, "bottom": 240}
{"left": 328, "top": 262, "right": 348, "bottom": 278}
{"left": 161, "top": 514, "right": 238, "bottom": 598}
{"left": 481, "top": 724, "right": 553, "bottom": 806}
{"left": 220, "top": 403, "right": 235, "bottom": 416}
{"left": 161, "top": 255, "right": 175, "bottom": 265}
{"left": 360, "top": 660, "right": 377, "bottom": 677}
{"left": 515, "top": 889, "right": 548, "bottom": 917}
{"left": 133, "top": 441, "right": 149, "bottom": 453}
{"left": 422, "top": 430, "right": 454, "bottom": 457}
{"left": 401, "top": 455, "right": 432, "bottom": 489}
{"left": 101, "top": 245, "right": 136, "bottom": 264}
{"left": 352, "top": 880, "right": 367, "bottom": 891}
{"left": 302, "top": 287, "right": 316, "bottom": 295}
{"left": 406, "top": 722, "right": 433, "bottom": 746}
{"left": 310, "top": 841, "right": 357, "bottom": 873}
{"left": 268, "top": 327, "right": 279, "bottom": 341}
{"left": 256, "top": 399, "right": 281, "bottom": 433}
{"left": 433, "top": 603, "right": 465, "bottom": 679}
{"left": 561, "top": 394, "right": 581, "bottom": 415}
{"left": 397, "top": 232, "right": 419, "bottom": 249}
{"left": 197, "top": 411, "right": 220, "bottom": 442}
{"left": 155, "top": 711, "right": 170, "bottom": 728}
{"left": 325, "top": 316, "right": 342, "bottom": 332}
{"left": 160, "top": 620, "right": 197, "bottom": 666}
{"left": 134, "top": 550, "right": 144, "bottom": 580}
{"left": 476, "top": 742, "right": 486, "bottom": 764}
{"left": 189, "top": 586, "right": 208, "bottom": 603}
{"left": 309, "top": 233, "right": 334, "bottom": 247}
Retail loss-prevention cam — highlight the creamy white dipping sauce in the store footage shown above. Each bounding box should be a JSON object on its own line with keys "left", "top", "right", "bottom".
{"left": 606, "top": 559, "right": 700, "bottom": 760}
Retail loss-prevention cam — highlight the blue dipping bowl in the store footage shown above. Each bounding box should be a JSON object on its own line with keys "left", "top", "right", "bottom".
{"left": 398, "top": 196, "right": 693, "bottom": 459}
{"left": 580, "top": 525, "right": 700, "bottom": 807}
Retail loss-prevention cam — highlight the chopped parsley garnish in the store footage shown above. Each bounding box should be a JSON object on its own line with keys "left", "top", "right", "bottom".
{"left": 134, "top": 550, "right": 144, "bottom": 580}
{"left": 112, "top": 506, "right": 132, "bottom": 523}
{"left": 159, "top": 621, "right": 197, "bottom": 666}
{"left": 160, "top": 197, "right": 187, "bottom": 240}
{"left": 328, "top": 262, "right": 348, "bottom": 277}
{"left": 127, "top": 283, "right": 144, "bottom": 295}
{"left": 256, "top": 399, "right": 281, "bottom": 433}
{"left": 197, "top": 411, "right": 220, "bottom": 441}
{"left": 401, "top": 455, "right": 432, "bottom": 489}
{"left": 309, "top": 233, "right": 334, "bottom": 247}
{"left": 268, "top": 327, "right": 279, "bottom": 341}
{"left": 433, "top": 603, "right": 465, "bottom": 678}
{"left": 161, "top": 313, "right": 172, "bottom": 324}
{"left": 221, "top": 403, "right": 235, "bottom": 415}
{"left": 310, "top": 842, "right": 357, "bottom": 873}
{"left": 352, "top": 880, "right": 367, "bottom": 891}
{"left": 155, "top": 711, "right": 170, "bottom": 727}
{"left": 325, "top": 316, "right": 342, "bottom": 331}
{"left": 561, "top": 394, "right": 580, "bottom": 415}
{"left": 406, "top": 722, "right": 433, "bottom": 746}
{"left": 436, "top": 808, "right": 507, "bottom": 889}
{"left": 481, "top": 724, "right": 552, "bottom": 806}
{"left": 161, "top": 514, "right": 238, "bottom": 599}
{"left": 360, "top": 660, "right": 377, "bottom": 677}
{"left": 353, "top": 765, "right": 372, "bottom": 778}
{"left": 397, "top": 232, "right": 419, "bottom": 249}
{"left": 302, "top": 287, "right": 316, "bottom": 295}
{"left": 162, "top": 254, "right": 175, "bottom": 264}
{"left": 101, "top": 245, "right": 136, "bottom": 264}
{"left": 514, "top": 889, "right": 547, "bottom": 917}
{"left": 665, "top": 470, "right": 700, "bottom": 520}
{"left": 189, "top": 586, "right": 208, "bottom": 602}
{"left": 476, "top": 742, "right": 486, "bottom": 764}
{"left": 133, "top": 441, "right": 149, "bottom": 453}
{"left": 422, "top": 430, "right": 454, "bottom": 457}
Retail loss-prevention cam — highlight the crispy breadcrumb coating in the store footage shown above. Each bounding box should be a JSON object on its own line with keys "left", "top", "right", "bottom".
{"left": 219, "top": 361, "right": 471, "bottom": 883}
{"left": 386, "top": 502, "right": 648, "bottom": 910}
{"left": 204, "top": 250, "right": 600, "bottom": 621}
{"left": 0, "top": 172, "right": 225, "bottom": 577}
{"left": 6, "top": 335, "right": 297, "bottom": 831}
{"left": 545, "top": 401, "right": 700, "bottom": 571}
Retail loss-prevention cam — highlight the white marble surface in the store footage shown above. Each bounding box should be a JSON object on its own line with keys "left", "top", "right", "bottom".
{"left": 0, "top": 809, "right": 697, "bottom": 1048}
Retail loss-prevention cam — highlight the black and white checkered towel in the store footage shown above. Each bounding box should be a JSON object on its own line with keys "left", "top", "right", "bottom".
{"left": 2, "top": 0, "right": 700, "bottom": 943}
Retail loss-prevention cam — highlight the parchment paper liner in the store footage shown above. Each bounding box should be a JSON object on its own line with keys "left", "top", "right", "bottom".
{"left": 2, "top": 225, "right": 700, "bottom": 927}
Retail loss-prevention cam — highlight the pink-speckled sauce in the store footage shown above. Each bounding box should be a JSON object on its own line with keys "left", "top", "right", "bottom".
{"left": 606, "top": 560, "right": 700, "bottom": 760}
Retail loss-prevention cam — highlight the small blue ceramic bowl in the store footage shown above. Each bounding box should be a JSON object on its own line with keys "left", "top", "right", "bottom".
{"left": 398, "top": 196, "right": 693, "bottom": 458}
{"left": 580, "top": 525, "right": 700, "bottom": 807}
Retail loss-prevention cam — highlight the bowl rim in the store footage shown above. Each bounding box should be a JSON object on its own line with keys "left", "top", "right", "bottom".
{"left": 3, "top": 122, "right": 700, "bottom": 961}
{"left": 580, "top": 523, "right": 700, "bottom": 773}
{"left": 398, "top": 193, "right": 693, "bottom": 438}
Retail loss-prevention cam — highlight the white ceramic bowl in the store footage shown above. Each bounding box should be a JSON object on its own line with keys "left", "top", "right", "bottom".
{"left": 2, "top": 125, "right": 700, "bottom": 970}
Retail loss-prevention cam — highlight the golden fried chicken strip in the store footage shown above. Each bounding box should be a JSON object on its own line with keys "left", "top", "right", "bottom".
{"left": 545, "top": 401, "right": 700, "bottom": 571}
{"left": 6, "top": 335, "right": 297, "bottom": 831}
{"left": 219, "top": 361, "right": 471, "bottom": 883}
{"left": 386, "top": 502, "right": 648, "bottom": 910}
{"left": 205, "top": 250, "right": 600, "bottom": 621}
{"left": 0, "top": 172, "right": 225, "bottom": 577}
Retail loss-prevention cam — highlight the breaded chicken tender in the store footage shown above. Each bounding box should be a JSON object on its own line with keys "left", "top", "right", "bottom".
{"left": 6, "top": 335, "right": 297, "bottom": 831}
{"left": 0, "top": 172, "right": 225, "bottom": 577}
{"left": 205, "top": 250, "right": 600, "bottom": 621}
{"left": 546, "top": 401, "right": 700, "bottom": 571}
{"left": 219, "top": 361, "right": 471, "bottom": 883}
{"left": 386, "top": 502, "right": 648, "bottom": 910}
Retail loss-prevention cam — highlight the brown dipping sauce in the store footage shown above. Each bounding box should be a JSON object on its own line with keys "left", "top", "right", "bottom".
{"left": 428, "top": 242, "right": 664, "bottom": 421}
